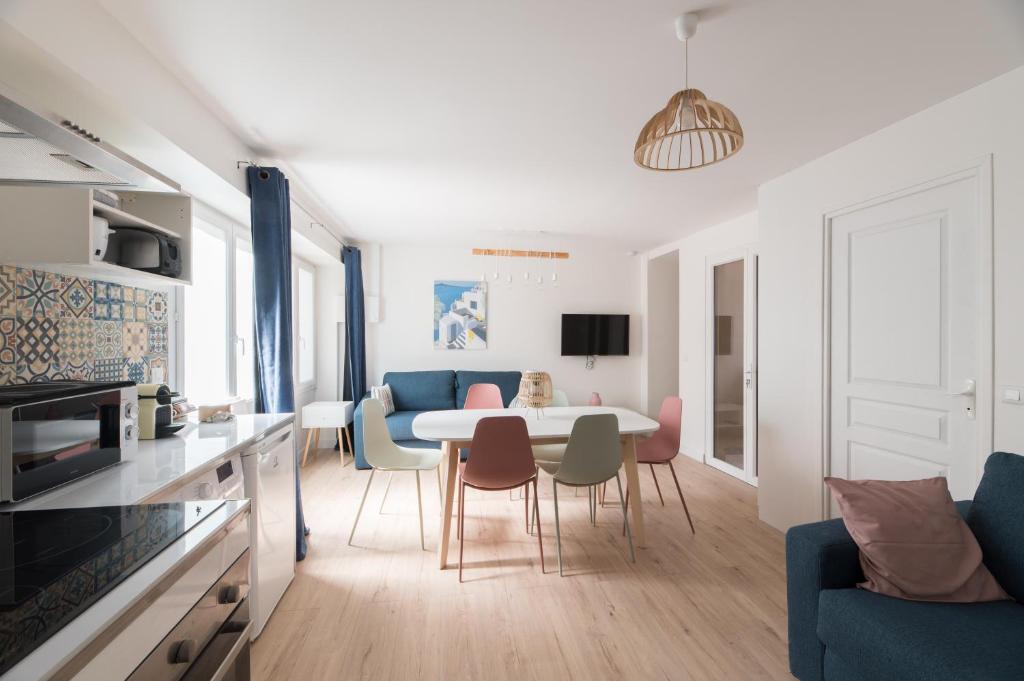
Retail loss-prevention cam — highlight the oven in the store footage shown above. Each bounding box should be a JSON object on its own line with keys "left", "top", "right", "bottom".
{"left": 128, "top": 550, "right": 252, "bottom": 681}
{"left": 0, "top": 381, "right": 138, "bottom": 503}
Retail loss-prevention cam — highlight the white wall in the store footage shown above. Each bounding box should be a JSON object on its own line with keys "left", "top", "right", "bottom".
{"left": 647, "top": 212, "right": 758, "bottom": 462}
{"left": 365, "top": 244, "right": 643, "bottom": 409}
{"left": 645, "top": 252, "right": 679, "bottom": 417}
{"left": 758, "top": 65, "right": 1024, "bottom": 531}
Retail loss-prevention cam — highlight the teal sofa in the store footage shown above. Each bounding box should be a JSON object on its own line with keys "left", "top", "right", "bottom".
{"left": 785, "top": 451, "right": 1024, "bottom": 681}
{"left": 352, "top": 370, "right": 522, "bottom": 469}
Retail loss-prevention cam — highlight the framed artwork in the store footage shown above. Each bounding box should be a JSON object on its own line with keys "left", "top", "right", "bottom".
{"left": 433, "top": 280, "right": 487, "bottom": 350}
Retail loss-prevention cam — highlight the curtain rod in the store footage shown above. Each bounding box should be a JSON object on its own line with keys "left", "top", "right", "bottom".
{"left": 238, "top": 160, "right": 347, "bottom": 249}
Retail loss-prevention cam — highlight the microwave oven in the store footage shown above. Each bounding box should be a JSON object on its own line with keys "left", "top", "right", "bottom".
{"left": 0, "top": 381, "right": 138, "bottom": 503}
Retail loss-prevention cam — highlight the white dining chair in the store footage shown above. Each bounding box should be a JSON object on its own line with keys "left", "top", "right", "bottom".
{"left": 348, "top": 399, "right": 443, "bottom": 550}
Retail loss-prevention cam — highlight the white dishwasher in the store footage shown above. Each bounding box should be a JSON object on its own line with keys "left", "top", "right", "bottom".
{"left": 241, "top": 423, "right": 296, "bottom": 639}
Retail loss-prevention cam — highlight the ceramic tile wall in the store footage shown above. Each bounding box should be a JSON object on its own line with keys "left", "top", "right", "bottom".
{"left": 0, "top": 265, "right": 169, "bottom": 384}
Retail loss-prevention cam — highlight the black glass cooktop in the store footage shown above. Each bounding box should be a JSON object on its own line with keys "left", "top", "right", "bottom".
{"left": 0, "top": 501, "right": 224, "bottom": 676}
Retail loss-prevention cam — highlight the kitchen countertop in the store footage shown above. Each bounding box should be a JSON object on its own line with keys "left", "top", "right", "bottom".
{"left": 12, "top": 413, "right": 294, "bottom": 510}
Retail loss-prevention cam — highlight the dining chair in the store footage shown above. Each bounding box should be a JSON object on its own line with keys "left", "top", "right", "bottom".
{"left": 348, "top": 399, "right": 443, "bottom": 550}
{"left": 458, "top": 415, "right": 544, "bottom": 582}
{"left": 621, "top": 396, "right": 695, "bottom": 534}
{"left": 464, "top": 382, "right": 504, "bottom": 409}
{"left": 550, "top": 389, "right": 570, "bottom": 407}
{"left": 534, "top": 413, "right": 634, "bottom": 575}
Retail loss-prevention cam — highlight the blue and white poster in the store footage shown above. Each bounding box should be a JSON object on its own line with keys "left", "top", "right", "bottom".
{"left": 433, "top": 280, "right": 487, "bottom": 350}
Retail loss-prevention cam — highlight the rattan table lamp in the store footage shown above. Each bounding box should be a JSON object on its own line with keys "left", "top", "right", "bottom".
{"left": 517, "top": 370, "right": 553, "bottom": 417}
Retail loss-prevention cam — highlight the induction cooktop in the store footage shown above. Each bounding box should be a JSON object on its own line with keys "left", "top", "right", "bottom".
{"left": 0, "top": 501, "right": 224, "bottom": 675}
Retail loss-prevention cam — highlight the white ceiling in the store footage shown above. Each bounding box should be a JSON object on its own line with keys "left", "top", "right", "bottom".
{"left": 100, "top": 0, "right": 1024, "bottom": 250}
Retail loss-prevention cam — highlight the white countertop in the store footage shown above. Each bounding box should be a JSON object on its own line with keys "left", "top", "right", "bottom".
{"left": 12, "top": 413, "right": 294, "bottom": 510}
{"left": 412, "top": 406, "right": 659, "bottom": 442}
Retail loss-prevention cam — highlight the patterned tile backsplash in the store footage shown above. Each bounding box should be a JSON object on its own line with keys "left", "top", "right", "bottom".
{"left": 0, "top": 265, "right": 169, "bottom": 385}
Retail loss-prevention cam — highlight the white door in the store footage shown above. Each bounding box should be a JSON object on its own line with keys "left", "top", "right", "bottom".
{"left": 829, "top": 169, "right": 991, "bottom": 503}
{"left": 705, "top": 250, "right": 758, "bottom": 485}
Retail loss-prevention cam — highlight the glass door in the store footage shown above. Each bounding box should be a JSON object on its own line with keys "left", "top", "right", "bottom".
{"left": 706, "top": 251, "right": 758, "bottom": 484}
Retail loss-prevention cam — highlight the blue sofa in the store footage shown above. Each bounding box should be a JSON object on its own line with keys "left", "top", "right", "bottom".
{"left": 785, "top": 451, "right": 1024, "bottom": 681}
{"left": 352, "top": 370, "right": 522, "bottom": 469}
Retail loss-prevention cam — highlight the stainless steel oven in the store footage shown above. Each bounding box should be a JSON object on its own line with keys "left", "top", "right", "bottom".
{"left": 0, "top": 381, "right": 138, "bottom": 503}
{"left": 129, "top": 550, "right": 252, "bottom": 681}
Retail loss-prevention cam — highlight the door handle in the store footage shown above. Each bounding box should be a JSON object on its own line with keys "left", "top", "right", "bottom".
{"left": 947, "top": 379, "right": 976, "bottom": 420}
{"left": 947, "top": 379, "right": 976, "bottom": 397}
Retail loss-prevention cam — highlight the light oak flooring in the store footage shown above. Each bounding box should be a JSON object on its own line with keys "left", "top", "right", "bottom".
{"left": 253, "top": 450, "right": 791, "bottom": 681}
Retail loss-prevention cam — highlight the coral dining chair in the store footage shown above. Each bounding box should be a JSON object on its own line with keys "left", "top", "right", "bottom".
{"left": 623, "top": 396, "right": 695, "bottom": 534}
{"left": 348, "top": 399, "right": 443, "bottom": 550}
{"left": 464, "top": 382, "right": 504, "bottom": 409}
{"left": 458, "top": 415, "right": 544, "bottom": 582}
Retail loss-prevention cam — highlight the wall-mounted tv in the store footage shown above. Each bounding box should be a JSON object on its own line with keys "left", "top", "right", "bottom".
{"left": 561, "top": 314, "right": 630, "bottom": 356}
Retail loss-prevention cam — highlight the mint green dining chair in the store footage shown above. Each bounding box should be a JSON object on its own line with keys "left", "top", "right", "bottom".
{"left": 535, "top": 413, "right": 634, "bottom": 575}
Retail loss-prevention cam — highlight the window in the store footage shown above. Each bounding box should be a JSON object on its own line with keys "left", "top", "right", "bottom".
{"left": 295, "top": 259, "right": 316, "bottom": 387}
{"left": 184, "top": 223, "right": 229, "bottom": 402}
{"left": 179, "top": 209, "right": 255, "bottom": 405}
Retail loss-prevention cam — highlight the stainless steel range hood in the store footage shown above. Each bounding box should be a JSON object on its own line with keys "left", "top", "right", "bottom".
{"left": 0, "top": 92, "right": 179, "bottom": 192}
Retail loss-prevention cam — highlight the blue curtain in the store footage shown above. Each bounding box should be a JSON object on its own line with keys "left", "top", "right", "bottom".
{"left": 247, "top": 166, "right": 308, "bottom": 562}
{"left": 342, "top": 246, "right": 367, "bottom": 406}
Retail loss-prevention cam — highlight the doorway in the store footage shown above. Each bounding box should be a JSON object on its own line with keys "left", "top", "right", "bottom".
{"left": 825, "top": 164, "right": 993, "bottom": 507}
{"left": 705, "top": 250, "right": 758, "bottom": 484}
{"left": 646, "top": 251, "right": 680, "bottom": 417}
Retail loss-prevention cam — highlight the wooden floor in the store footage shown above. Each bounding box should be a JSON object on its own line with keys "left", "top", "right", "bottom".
{"left": 253, "top": 450, "right": 791, "bottom": 681}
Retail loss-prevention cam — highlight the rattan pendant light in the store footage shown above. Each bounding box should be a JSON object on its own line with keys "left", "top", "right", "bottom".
{"left": 634, "top": 13, "right": 743, "bottom": 171}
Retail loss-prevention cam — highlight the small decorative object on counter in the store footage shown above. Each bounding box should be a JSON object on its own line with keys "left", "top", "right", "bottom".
{"left": 589, "top": 392, "right": 602, "bottom": 406}
{"left": 198, "top": 402, "right": 236, "bottom": 423}
{"left": 517, "top": 370, "right": 553, "bottom": 417}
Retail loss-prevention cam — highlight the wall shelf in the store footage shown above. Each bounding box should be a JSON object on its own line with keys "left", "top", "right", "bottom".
{"left": 0, "top": 185, "right": 192, "bottom": 286}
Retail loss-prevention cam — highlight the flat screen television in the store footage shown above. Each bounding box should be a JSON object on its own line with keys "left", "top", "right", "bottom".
{"left": 561, "top": 314, "right": 630, "bottom": 356}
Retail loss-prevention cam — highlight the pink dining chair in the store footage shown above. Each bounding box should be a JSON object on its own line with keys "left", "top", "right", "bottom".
{"left": 464, "top": 382, "right": 504, "bottom": 409}
{"left": 457, "top": 415, "right": 544, "bottom": 582}
{"left": 622, "top": 396, "right": 695, "bottom": 534}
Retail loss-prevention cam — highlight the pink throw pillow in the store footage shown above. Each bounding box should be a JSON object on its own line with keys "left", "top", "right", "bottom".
{"left": 825, "top": 476, "right": 1008, "bottom": 602}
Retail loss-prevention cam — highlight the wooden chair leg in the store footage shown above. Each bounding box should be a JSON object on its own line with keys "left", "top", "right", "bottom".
{"left": 650, "top": 464, "right": 665, "bottom": 506}
{"left": 668, "top": 461, "right": 696, "bottom": 535}
{"left": 456, "top": 475, "right": 463, "bottom": 540}
{"left": 458, "top": 481, "right": 467, "bottom": 582}
{"left": 348, "top": 468, "right": 376, "bottom": 546}
{"left": 622, "top": 488, "right": 629, "bottom": 536}
{"left": 553, "top": 478, "right": 564, "bottom": 576}
{"left": 436, "top": 466, "right": 443, "bottom": 504}
{"left": 533, "top": 478, "right": 544, "bottom": 574}
{"left": 378, "top": 472, "right": 393, "bottom": 513}
{"left": 300, "top": 429, "right": 313, "bottom": 467}
{"left": 524, "top": 481, "right": 530, "bottom": 534}
{"left": 616, "top": 473, "right": 636, "bottom": 562}
{"left": 416, "top": 470, "right": 425, "bottom": 551}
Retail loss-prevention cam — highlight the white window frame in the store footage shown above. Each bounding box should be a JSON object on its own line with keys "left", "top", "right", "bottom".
{"left": 174, "top": 203, "right": 255, "bottom": 409}
{"left": 293, "top": 256, "right": 317, "bottom": 393}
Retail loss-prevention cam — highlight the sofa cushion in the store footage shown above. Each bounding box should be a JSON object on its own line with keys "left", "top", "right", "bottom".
{"left": 385, "top": 411, "right": 428, "bottom": 442}
{"left": 455, "top": 370, "right": 522, "bottom": 408}
{"left": 383, "top": 370, "right": 456, "bottom": 411}
{"left": 817, "top": 588, "right": 1024, "bottom": 681}
{"left": 967, "top": 452, "right": 1024, "bottom": 602}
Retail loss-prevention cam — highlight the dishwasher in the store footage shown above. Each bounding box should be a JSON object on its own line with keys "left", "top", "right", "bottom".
{"left": 240, "top": 424, "right": 296, "bottom": 639}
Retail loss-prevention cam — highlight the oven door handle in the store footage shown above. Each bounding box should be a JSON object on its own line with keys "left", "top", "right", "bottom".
{"left": 206, "top": 620, "right": 253, "bottom": 681}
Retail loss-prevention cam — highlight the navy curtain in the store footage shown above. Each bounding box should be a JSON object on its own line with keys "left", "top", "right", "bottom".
{"left": 247, "top": 166, "right": 308, "bottom": 562}
{"left": 342, "top": 246, "right": 367, "bottom": 405}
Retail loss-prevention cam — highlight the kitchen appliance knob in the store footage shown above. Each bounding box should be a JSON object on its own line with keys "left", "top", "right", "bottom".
{"left": 124, "top": 425, "right": 137, "bottom": 440}
{"left": 218, "top": 584, "right": 241, "bottom": 604}
{"left": 196, "top": 482, "right": 214, "bottom": 499}
{"left": 124, "top": 403, "right": 138, "bottom": 419}
{"left": 168, "top": 639, "right": 194, "bottom": 664}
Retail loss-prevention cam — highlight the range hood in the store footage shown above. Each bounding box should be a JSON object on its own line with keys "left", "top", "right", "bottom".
{"left": 0, "top": 92, "right": 179, "bottom": 192}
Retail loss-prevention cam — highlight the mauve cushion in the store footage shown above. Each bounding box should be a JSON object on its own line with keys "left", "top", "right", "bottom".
{"left": 825, "top": 476, "right": 1008, "bottom": 602}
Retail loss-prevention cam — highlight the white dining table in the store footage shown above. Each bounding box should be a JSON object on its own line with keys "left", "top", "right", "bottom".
{"left": 412, "top": 406, "right": 660, "bottom": 569}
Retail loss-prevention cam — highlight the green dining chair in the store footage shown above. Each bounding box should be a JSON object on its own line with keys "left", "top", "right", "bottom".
{"left": 535, "top": 413, "right": 634, "bottom": 576}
